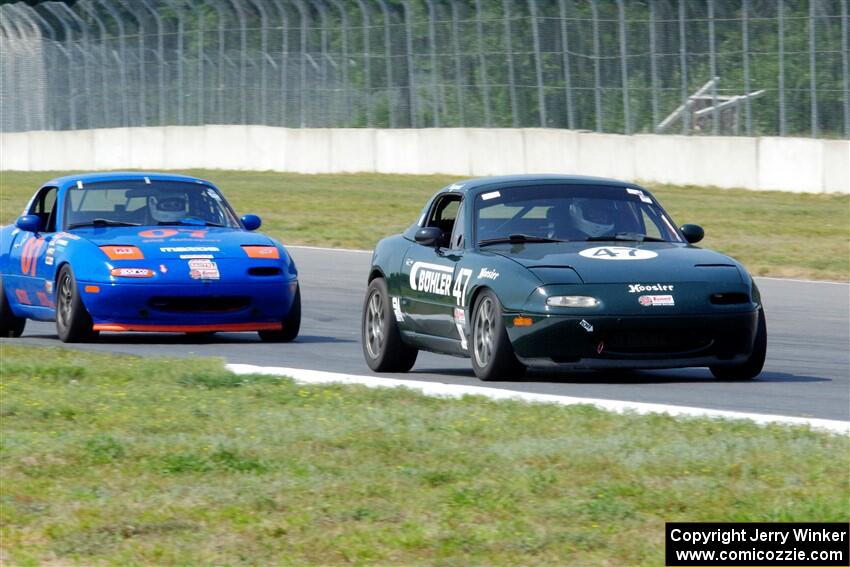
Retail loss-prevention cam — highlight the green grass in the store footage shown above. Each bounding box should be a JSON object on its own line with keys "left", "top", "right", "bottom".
{"left": 1, "top": 345, "right": 847, "bottom": 565}
{"left": 1, "top": 170, "right": 848, "bottom": 280}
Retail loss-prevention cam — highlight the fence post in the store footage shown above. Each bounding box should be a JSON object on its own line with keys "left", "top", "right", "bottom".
{"left": 778, "top": 0, "right": 786, "bottom": 135}
{"left": 559, "top": 0, "right": 574, "bottom": 129}
{"left": 122, "top": 2, "right": 149, "bottom": 126}
{"left": 329, "top": 0, "right": 352, "bottom": 125}
{"left": 502, "top": 0, "right": 518, "bottom": 127}
{"left": 354, "top": 0, "right": 373, "bottom": 127}
{"left": 741, "top": 0, "right": 751, "bottom": 135}
{"left": 425, "top": 0, "right": 440, "bottom": 127}
{"left": 162, "top": 0, "right": 186, "bottom": 125}
{"left": 450, "top": 0, "right": 464, "bottom": 127}
{"left": 26, "top": 5, "right": 60, "bottom": 130}
{"left": 78, "top": 0, "right": 111, "bottom": 129}
{"left": 4, "top": 7, "right": 37, "bottom": 131}
{"left": 137, "top": 0, "right": 165, "bottom": 126}
{"left": 474, "top": 0, "right": 491, "bottom": 127}
{"left": 97, "top": 0, "right": 130, "bottom": 128}
{"left": 309, "top": 0, "right": 330, "bottom": 127}
{"left": 843, "top": 0, "right": 849, "bottom": 138}
{"left": 269, "top": 0, "right": 290, "bottom": 127}
{"left": 648, "top": 0, "right": 658, "bottom": 131}
{"left": 0, "top": 12, "right": 13, "bottom": 131}
{"left": 0, "top": 7, "right": 22, "bottom": 131}
{"left": 529, "top": 0, "right": 546, "bottom": 127}
{"left": 247, "top": 0, "right": 270, "bottom": 126}
{"left": 402, "top": 0, "right": 417, "bottom": 128}
{"left": 591, "top": 0, "right": 602, "bottom": 132}
{"left": 226, "top": 0, "right": 248, "bottom": 124}
{"left": 40, "top": 4, "right": 78, "bottom": 129}
{"left": 375, "top": 0, "right": 395, "bottom": 128}
{"left": 617, "top": 0, "right": 630, "bottom": 134}
{"left": 56, "top": 3, "right": 95, "bottom": 129}
{"left": 292, "top": 0, "right": 309, "bottom": 127}
{"left": 809, "top": 0, "right": 818, "bottom": 137}
{"left": 708, "top": 0, "right": 718, "bottom": 135}
{"left": 678, "top": 0, "right": 689, "bottom": 134}
{"left": 207, "top": 0, "right": 228, "bottom": 124}
{"left": 190, "top": 1, "right": 205, "bottom": 125}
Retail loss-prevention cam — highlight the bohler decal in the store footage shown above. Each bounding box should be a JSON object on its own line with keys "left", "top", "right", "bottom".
{"left": 410, "top": 262, "right": 453, "bottom": 295}
{"left": 409, "top": 262, "right": 473, "bottom": 306}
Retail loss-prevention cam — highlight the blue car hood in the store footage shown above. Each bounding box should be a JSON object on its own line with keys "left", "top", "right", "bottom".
{"left": 486, "top": 241, "right": 743, "bottom": 284}
{"left": 68, "top": 226, "right": 277, "bottom": 260}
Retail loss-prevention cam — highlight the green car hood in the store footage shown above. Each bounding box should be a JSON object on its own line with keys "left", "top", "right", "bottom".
{"left": 485, "top": 241, "right": 742, "bottom": 285}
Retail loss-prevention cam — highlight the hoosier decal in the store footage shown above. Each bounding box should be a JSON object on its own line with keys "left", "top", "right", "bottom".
{"left": 628, "top": 283, "right": 674, "bottom": 293}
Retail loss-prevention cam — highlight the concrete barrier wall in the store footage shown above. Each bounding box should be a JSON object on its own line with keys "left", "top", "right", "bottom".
{"left": 1, "top": 126, "right": 847, "bottom": 193}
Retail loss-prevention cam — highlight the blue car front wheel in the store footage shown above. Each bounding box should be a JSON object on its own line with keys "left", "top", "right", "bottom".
{"left": 56, "top": 266, "right": 98, "bottom": 343}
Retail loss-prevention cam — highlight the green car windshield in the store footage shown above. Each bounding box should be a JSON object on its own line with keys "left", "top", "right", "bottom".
{"left": 475, "top": 184, "right": 684, "bottom": 245}
{"left": 63, "top": 180, "right": 241, "bottom": 230}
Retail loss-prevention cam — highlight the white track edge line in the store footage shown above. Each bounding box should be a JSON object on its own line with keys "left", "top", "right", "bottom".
{"left": 754, "top": 276, "right": 848, "bottom": 285}
{"left": 287, "top": 245, "right": 372, "bottom": 254}
{"left": 226, "top": 364, "right": 849, "bottom": 435}
{"left": 286, "top": 247, "right": 848, "bottom": 285}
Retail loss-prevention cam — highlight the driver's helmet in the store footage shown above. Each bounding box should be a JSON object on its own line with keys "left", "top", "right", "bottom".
{"left": 149, "top": 194, "right": 188, "bottom": 223}
{"left": 569, "top": 198, "right": 615, "bottom": 237}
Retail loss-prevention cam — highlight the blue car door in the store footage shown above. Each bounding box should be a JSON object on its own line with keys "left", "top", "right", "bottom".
{"left": 7, "top": 186, "right": 59, "bottom": 313}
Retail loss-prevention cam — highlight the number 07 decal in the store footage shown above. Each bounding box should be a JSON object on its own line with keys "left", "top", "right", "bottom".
{"left": 453, "top": 268, "right": 473, "bottom": 307}
{"left": 20, "top": 236, "right": 46, "bottom": 277}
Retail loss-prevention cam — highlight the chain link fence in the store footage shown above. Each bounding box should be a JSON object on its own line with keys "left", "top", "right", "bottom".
{"left": 1, "top": 0, "right": 848, "bottom": 137}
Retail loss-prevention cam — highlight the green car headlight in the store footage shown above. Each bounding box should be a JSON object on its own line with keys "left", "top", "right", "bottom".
{"left": 546, "top": 295, "right": 599, "bottom": 308}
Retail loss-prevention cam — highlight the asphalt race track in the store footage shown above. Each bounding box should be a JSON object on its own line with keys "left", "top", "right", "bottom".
{"left": 4, "top": 247, "right": 849, "bottom": 422}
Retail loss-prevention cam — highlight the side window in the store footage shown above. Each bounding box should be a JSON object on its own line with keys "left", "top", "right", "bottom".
{"left": 28, "top": 187, "right": 58, "bottom": 232}
{"left": 426, "top": 195, "right": 462, "bottom": 247}
{"left": 450, "top": 201, "right": 466, "bottom": 249}
{"left": 640, "top": 210, "right": 663, "bottom": 239}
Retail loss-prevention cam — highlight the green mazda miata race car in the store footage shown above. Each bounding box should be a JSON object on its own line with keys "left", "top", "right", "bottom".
{"left": 361, "top": 175, "right": 766, "bottom": 381}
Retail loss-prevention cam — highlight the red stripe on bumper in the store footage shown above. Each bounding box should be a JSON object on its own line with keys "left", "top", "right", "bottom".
{"left": 92, "top": 322, "right": 282, "bottom": 333}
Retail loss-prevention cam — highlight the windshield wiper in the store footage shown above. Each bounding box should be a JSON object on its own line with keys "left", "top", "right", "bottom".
{"left": 158, "top": 218, "right": 226, "bottom": 227}
{"left": 478, "top": 234, "right": 566, "bottom": 246}
{"left": 584, "top": 232, "right": 667, "bottom": 243}
{"left": 66, "top": 218, "right": 141, "bottom": 230}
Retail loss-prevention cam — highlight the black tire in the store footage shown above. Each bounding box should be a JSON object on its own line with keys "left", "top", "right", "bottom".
{"left": 55, "top": 265, "right": 97, "bottom": 343}
{"left": 361, "top": 278, "right": 418, "bottom": 372}
{"left": 470, "top": 290, "right": 526, "bottom": 381}
{"left": 710, "top": 308, "right": 767, "bottom": 380}
{"left": 258, "top": 284, "right": 301, "bottom": 342}
{"left": 0, "top": 277, "right": 26, "bottom": 338}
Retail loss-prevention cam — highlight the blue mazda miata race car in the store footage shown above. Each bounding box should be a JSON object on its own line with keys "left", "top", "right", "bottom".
{"left": 0, "top": 172, "right": 300, "bottom": 343}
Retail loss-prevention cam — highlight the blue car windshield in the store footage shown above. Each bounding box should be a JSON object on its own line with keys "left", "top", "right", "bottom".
{"left": 475, "top": 184, "right": 684, "bottom": 244}
{"left": 63, "top": 180, "right": 240, "bottom": 230}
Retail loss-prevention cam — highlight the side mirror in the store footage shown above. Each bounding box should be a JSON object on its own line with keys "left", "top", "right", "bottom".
{"left": 241, "top": 214, "right": 262, "bottom": 231}
{"left": 680, "top": 224, "right": 704, "bottom": 244}
{"left": 15, "top": 214, "right": 41, "bottom": 233}
{"left": 414, "top": 226, "right": 443, "bottom": 247}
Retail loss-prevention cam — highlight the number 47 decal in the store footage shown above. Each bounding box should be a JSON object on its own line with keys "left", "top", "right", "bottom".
{"left": 452, "top": 268, "right": 473, "bottom": 307}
